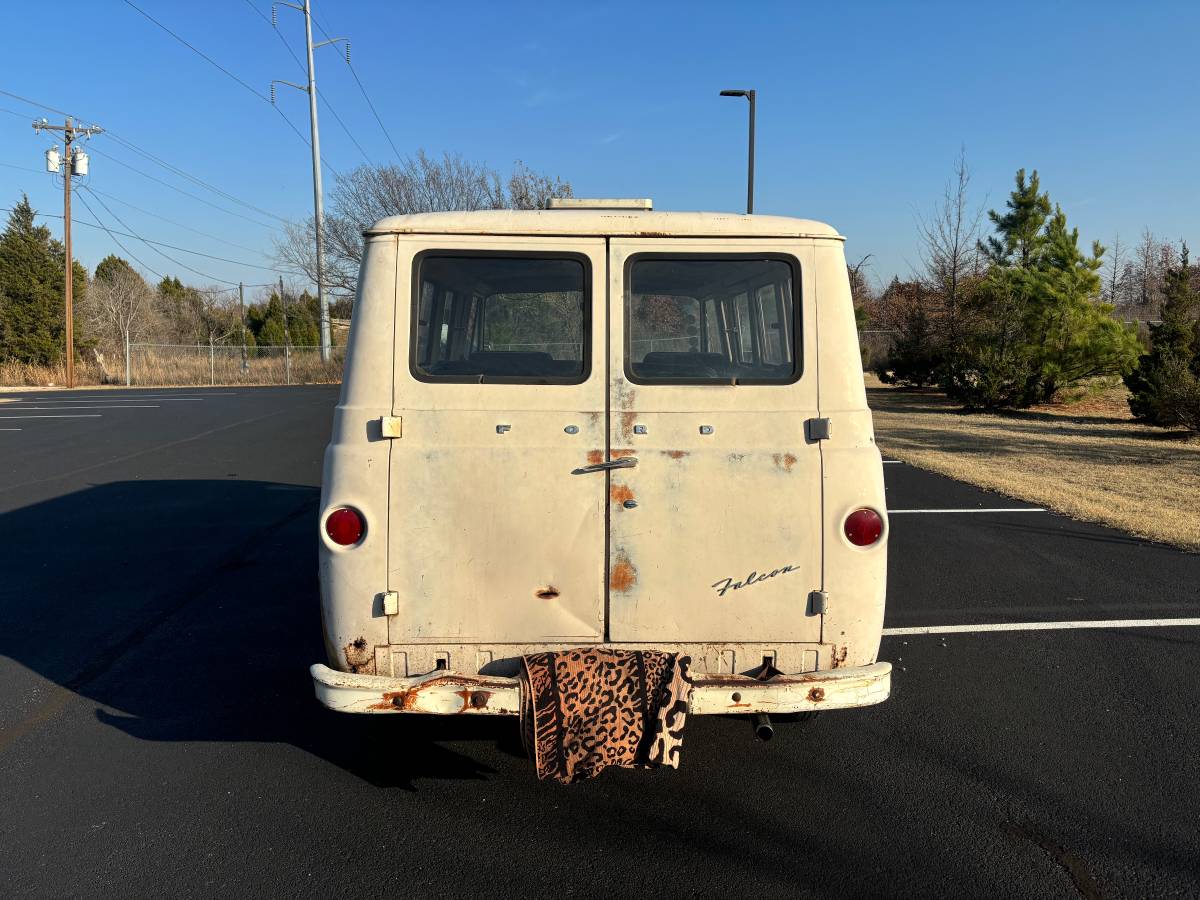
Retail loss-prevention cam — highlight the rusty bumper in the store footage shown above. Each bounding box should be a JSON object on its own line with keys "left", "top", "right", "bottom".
{"left": 310, "top": 661, "right": 891, "bottom": 716}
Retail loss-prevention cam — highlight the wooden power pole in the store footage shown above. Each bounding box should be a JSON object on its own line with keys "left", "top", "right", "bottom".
{"left": 33, "top": 117, "right": 103, "bottom": 388}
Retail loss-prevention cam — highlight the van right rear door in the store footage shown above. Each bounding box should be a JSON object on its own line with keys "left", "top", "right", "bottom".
{"left": 604, "top": 239, "right": 824, "bottom": 644}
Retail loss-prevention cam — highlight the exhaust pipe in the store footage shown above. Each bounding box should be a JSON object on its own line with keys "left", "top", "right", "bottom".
{"left": 751, "top": 713, "right": 774, "bottom": 741}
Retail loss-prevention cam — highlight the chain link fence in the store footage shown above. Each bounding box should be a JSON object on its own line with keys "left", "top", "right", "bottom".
{"left": 125, "top": 343, "right": 345, "bottom": 387}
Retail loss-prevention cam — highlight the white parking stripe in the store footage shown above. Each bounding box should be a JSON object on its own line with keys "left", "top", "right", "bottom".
{"left": 0, "top": 428, "right": 21, "bottom": 431}
{"left": 0, "top": 414, "right": 102, "bottom": 419}
{"left": 882, "top": 460, "right": 903, "bottom": 464}
{"left": 0, "top": 405, "right": 160, "bottom": 410}
{"left": 11, "top": 394, "right": 232, "bottom": 401}
{"left": 888, "top": 507, "right": 1046, "bottom": 514}
{"left": 884, "top": 618, "right": 1200, "bottom": 635}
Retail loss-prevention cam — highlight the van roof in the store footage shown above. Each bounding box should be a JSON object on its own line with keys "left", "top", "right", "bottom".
{"left": 364, "top": 209, "right": 843, "bottom": 240}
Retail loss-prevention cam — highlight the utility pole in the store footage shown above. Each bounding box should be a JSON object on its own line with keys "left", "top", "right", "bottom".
{"left": 33, "top": 117, "right": 103, "bottom": 388}
{"left": 272, "top": 0, "right": 348, "bottom": 363}
{"left": 279, "top": 275, "right": 291, "bottom": 385}
{"left": 239, "top": 282, "right": 249, "bottom": 373}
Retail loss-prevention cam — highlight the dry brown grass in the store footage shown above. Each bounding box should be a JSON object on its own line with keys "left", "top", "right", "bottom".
{"left": 866, "top": 374, "right": 1200, "bottom": 551}
{"left": 0, "top": 359, "right": 106, "bottom": 387}
{"left": 0, "top": 348, "right": 343, "bottom": 388}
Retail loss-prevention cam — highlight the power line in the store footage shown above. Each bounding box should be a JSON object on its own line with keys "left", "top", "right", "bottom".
{"left": 0, "top": 88, "right": 81, "bottom": 124}
{"left": 312, "top": 15, "right": 402, "bottom": 161}
{"left": 66, "top": 193, "right": 164, "bottom": 280}
{"left": 3, "top": 88, "right": 289, "bottom": 229}
{"left": 84, "top": 186, "right": 279, "bottom": 258}
{"left": 76, "top": 189, "right": 303, "bottom": 273}
{"left": 85, "top": 146, "right": 278, "bottom": 230}
{"left": 1, "top": 206, "right": 286, "bottom": 291}
{"left": 79, "top": 188, "right": 243, "bottom": 285}
{"left": 121, "top": 0, "right": 340, "bottom": 178}
{"left": 103, "top": 132, "right": 289, "bottom": 223}
{"left": 0, "top": 160, "right": 42, "bottom": 174}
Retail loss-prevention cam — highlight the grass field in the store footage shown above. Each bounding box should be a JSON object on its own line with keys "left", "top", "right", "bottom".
{"left": 867, "top": 375, "right": 1200, "bottom": 551}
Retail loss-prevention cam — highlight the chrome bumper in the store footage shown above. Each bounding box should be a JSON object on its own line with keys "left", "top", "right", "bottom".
{"left": 310, "top": 661, "right": 891, "bottom": 716}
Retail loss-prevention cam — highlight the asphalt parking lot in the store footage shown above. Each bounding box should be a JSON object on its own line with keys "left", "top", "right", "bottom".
{"left": 1, "top": 385, "right": 1198, "bottom": 898}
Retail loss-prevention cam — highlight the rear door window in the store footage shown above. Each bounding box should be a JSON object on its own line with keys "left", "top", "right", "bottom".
{"left": 625, "top": 256, "right": 800, "bottom": 383}
{"left": 412, "top": 254, "right": 589, "bottom": 383}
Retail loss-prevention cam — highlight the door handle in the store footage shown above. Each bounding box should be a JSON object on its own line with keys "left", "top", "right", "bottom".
{"left": 571, "top": 457, "right": 638, "bottom": 475}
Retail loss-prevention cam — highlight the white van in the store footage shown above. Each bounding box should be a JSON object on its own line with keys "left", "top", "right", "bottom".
{"left": 310, "top": 200, "right": 891, "bottom": 725}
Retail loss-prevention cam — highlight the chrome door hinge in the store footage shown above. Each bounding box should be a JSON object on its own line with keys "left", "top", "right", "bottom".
{"left": 806, "top": 417, "right": 832, "bottom": 441}
{"left": 808, "top": 590, "right": 828, "bottom": 615}
{"left": 379, "top": 416, "right": 403, "bottom": 438}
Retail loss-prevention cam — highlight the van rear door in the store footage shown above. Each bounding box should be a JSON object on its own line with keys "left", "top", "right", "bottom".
{"left": 387, "top": 238, "right": 608, "bottom": 644}
{"left": 605, "top": 239, "right": 823, "bottom": 643}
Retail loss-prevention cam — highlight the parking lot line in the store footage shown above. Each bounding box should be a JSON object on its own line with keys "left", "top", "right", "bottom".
{"left": 14, "top": 393, "right": 237, "bottom": 401}
{"left": 0, "top": 405, "right": 160, "bottom": 410}
{"left": 882, "top": 460, "right": 904, "bottom": 464}
{"left": 884, "top": 617, "right": 1200, "bottom": 635}
{"left": 888, "top": 507, "right": 1046, "bottom": 514}
{"left": 0, "top": 414, "right": 102, "bottom": 419}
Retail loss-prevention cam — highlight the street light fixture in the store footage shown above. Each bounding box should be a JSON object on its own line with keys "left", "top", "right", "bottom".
{"left": 719, "top": 89, "right": 756, "bottom": 214}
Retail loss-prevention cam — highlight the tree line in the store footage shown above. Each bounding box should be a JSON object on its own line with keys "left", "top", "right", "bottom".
{"left": 0, "top": 196, "right": 337, "bottom": 375}
{"left": 864, "top": 154, "right": 1198, "bottom": 432}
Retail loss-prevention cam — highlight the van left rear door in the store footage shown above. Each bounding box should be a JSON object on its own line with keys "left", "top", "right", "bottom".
{"left": 387, "top": 238, "right": 608, "bottom": 644}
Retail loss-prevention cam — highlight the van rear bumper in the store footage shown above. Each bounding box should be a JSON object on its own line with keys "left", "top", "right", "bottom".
{"left": 310, "top": 661, "right": 891, "bottom": 716}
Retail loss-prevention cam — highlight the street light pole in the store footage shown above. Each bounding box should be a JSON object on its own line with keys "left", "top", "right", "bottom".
{"left": 719, "top": 89, "right": 756, "bottom": 214}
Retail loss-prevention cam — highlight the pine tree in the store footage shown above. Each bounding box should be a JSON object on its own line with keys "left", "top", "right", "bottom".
{"left": 1125, "top": 244, "right": 1200, "bottom": 425}
{"left": 947, "top": 171, "right": 1140, "bottom": 408}
{"left": 0, "top": 196, "right": 87, "bottom": 365}
{"left": 981, "top": 169, "right": 1051, "bottom": 268}
{"left": 95, "top": 254, "right": 139, "bottom": 285}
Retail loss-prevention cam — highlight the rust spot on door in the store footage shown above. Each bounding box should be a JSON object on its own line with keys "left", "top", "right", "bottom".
{"left": 830, "top": 645, "right": 848, "bottom": 669}
{"left": 586, "top": 449, "right": 603, "bottom": 465}
{"left": 610, "top": 551, "right": 638, "bottom": 593}
{"left": 610, "top": 484, "right": 635, "bottom": 505}
{"left": 535, "top": 586, "right": 560, "bottom": 600}
{"left": 619, "top": 411, "right": 637, "bottom": 440}
{"left": 611, "top": 448, "right": 636, "bottom": 459}
{"left": 664, "top": 450, "right": 688, "bottom": 460}
{"left": 772, "top": 452, "right": 797, "bottom": 472}
{"left": 344, "top": 637, "right": 376, "bottom": 675}
{"left": 807, "top": 686, "right": 826, "bottom": 703}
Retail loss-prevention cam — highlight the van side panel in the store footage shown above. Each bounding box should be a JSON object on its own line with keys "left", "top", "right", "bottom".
{"left": 813, "top": 241, "right": 888, "bottom": 669}
{"left": 318, "top": 235, "right": 398, "bottom": 675}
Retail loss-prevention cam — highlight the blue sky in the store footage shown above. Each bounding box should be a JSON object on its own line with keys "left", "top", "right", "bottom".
{"left": 1, "top": 0, "right": 1197, "bottom": 294}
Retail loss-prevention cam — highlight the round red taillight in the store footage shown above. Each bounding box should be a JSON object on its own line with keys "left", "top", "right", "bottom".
{"left": 844, "top": 508, "right": 883, "bottom": 546}
{"left": 325, "top": 507, "right": 365, "bottom": 546}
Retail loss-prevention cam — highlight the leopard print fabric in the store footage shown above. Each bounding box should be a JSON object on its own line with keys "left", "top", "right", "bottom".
{"left": 519, "top": 649, "right": 694, "bottom": 783}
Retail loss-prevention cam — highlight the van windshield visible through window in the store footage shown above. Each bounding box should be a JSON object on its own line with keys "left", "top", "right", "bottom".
{"left": 414, "top": 255, "right": 587, "bottom": 382}
{"left": 627, "top": 257, "right": 798, "bottom": 384}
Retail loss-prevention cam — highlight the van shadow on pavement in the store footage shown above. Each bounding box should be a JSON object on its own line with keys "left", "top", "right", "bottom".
{"left": 0, "top": 480, "right": 525, "bottom": 790}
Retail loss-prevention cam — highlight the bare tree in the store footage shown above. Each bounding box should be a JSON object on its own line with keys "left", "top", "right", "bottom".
{"left": 190, "top": 288, "right": 240, "bottom": 348}
{"left": 1103, "top": 232, "right": 1126, "bottom": 306}
{"left": 916, "top": 148, "right": 985, "bottom": 345}
{"left": 83, "top": 266, "right": 157, "bottom": 352}
{"left": 275, "top": 150, "right": 573, "bottom": 299}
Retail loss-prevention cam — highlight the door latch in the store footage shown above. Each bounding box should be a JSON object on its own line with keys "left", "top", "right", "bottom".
{"left": 808, "top": 590, "right": 828, "bottom": 615}
{"left": 379, "top": 416, "right": 403, "bottom": 438}
{"left": 805, "top": 418, "right": 832, "bottom": 441}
